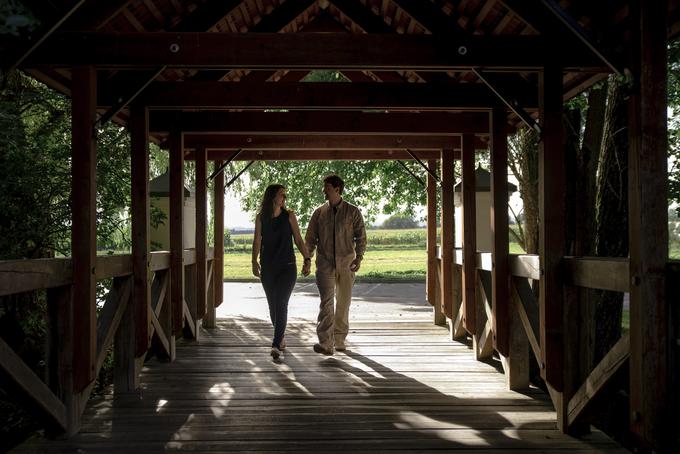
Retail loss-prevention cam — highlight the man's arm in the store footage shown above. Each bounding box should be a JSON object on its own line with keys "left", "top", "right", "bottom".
{"left": 350, "top": 208, "right": 367, "bottom": 272}
{"left": 353, "top": 208, "right": 367, "bottom": 259}
{"left": 305, "top": 209, "right": 320, "bottom": 259}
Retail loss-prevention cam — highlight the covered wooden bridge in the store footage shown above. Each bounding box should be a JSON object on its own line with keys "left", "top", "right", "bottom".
{"left": 1, "top": 0, "right": 679, "bottom": 452}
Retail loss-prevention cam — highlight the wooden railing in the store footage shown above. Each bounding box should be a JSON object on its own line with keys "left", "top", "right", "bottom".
{"left": 0, "top": 248, "right": 216, "bottom": 435}
{"left": 434, "top": 250, "right": 679, "bottom": 435}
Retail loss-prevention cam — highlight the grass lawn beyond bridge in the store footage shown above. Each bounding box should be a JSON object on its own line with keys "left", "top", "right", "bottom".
{"left": 224, "top": 228, "right": 526, "bottom": 282}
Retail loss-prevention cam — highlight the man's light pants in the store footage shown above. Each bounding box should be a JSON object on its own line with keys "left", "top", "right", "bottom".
{"left": 316, "top": 267, "right": 355, "bottom": 350}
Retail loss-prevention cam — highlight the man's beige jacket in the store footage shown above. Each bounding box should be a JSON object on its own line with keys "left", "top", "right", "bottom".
{"left": 305, "top": 199, "right": 367, "bottom": 271}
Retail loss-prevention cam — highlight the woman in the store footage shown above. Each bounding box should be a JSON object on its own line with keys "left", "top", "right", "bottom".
{"left": 252, "top": 184, "right": 311, "bottom": 360}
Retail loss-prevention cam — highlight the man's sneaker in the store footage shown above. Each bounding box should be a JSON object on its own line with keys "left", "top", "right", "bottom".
{"left": 313, "top": 343, "right": 334, "bottom": 355}
{"left": 335, "top": 341, "right": 346, "bottom": 352}
{"left": 280, "top": 337, "right": 286, "bottom": 351}
{"left": 270, "top": 346, "right": 283, "bottom": 359}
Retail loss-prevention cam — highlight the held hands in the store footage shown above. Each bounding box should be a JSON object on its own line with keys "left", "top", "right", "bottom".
{"left": 252, "top": 261, "right": 261, "bottom": 278}
{"left": 349, "top": 257, "right": 362, "bottom": 272}
{"left": 302, "top": 258, "right": 311, "bottom": 277}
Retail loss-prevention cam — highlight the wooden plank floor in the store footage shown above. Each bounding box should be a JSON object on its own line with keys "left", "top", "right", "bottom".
{"left": 16, "top": 283, "right": 626, "bottom": 453}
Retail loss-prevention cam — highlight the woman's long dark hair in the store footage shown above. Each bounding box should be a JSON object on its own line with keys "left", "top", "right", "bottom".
{"left": 259, "top": 184, "right": 286, "bottom": 225}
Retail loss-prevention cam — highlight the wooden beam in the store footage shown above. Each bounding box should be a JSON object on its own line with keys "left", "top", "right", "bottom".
{"left": 562, "top": 257, "right": 630, "bottom": 292}
{"left": 213, "top": 161, "right": 224, "bottom": 309}
{"left": 7, "top": 0, "right": 88, "bottom": 72}
{"left": 538, "top": 58, "right": 566, "bottom": 415}
{"left": 567, "top": 332, "right": 630, "bottom": 426}
{"left": 195, "top": 149, "right": 452, "bottom": 161}
{"left": 100, "top": 82, "right": 532, "bottom": 110}
{"left": 0, "top": 336, "right": 67, "bottom": 431}
{"left": 169, "top": 129, "right": 185, "bottom": 335}
{"left": 512, "top": 277, "right": 542, "bottom": 365}
{"left": 28, "top": 33, "right": 608, "bottom": 71}
{"left": 390, "top": 0, "right": 466, "bottom": 35}
{"left": 426, "top": 159, "right": 438, "bottom": 308}
{"left": 628, "top": 1, "right": 670, "bottom": 449}
{"left": 95, "top": 277, "right": 131, "bottom": 375}
{"left": 509, "top": 254, "right": 540, "bottom": 280}
{"left": 71, "top": 65, "right": 97, "bottom": 392}
{"left": 490, "top": 108, "right": 510, "bottom": 357}
{"left": 203, "top": 260, "right": 216, "bottom": 328}
{"left": 95, "top": 0, "right": 245, "bottom": 122}
{"left": 498, "top": 0, "right": 622, "bottom": 73}
{"left": 183, "top": 134, "right": 466, "bottom": 151}
{"left": 331, "top": 0, "right": 393, "bottom": 33}
{"left": 440, "top": 149, "right": 455, "bottom": 319}
{"left": 461, "top": 134, "right": 477, "bottom": 335}
{"left": 0, "top": 258, "right": 72, "bottom": 296}
{"left": 130, "top": 103, "right": 152, "bottom": 358}
{"left": 63, "top": 0, "right": 131, "bottom": 31}
{"left": 195, "top": 146, "right": 208, "bottom": 320}
{"left": 150, "top": 111, "right": 491, "bottom": 134}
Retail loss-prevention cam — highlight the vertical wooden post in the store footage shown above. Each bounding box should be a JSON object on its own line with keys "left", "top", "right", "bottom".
{"left": 490, "top": 109, "right": 510, "bottom": 357}
{"left": 539, "top": 60, "right": 566, "bottom": 427}
{"left": 204, "top": 259, "right": 216, "bottom": 328}
{"left": 130, "top": 103, "right": 151, "bottom": 360}
{"left": 195, "top": 146, "right": 208, "bottom": 320}
{"left": 114, "top": 284, "right": 141, "bottom": 393}
{"left": 170, "top": 129, "right": 185, "bottom": 335}
{"left": 46, "top": 286, "right": 78, "bottom": 433}
{"left": 628, "top": 1, "right": 670, "bottom": 449}
{"left": 461, "top": 135, "right": 477, "bottom": 335}
{"left": 440, "top": 149, "right": 455, "bottom": 320}
{"left": 71, "top": 66, "right": 96, "bottom": 392}
{"left": 214, "top": 160, "right": 225, "bottom": 309}
{"left": 427, "top": 159, "right": 444, "bottom": 325}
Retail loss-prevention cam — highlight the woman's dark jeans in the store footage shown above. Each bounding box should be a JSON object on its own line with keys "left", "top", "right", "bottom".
{"left": 260, "top": 264, "right": 297, "bottom": 349}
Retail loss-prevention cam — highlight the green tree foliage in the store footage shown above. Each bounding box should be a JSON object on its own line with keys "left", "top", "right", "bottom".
{"left": 381, "top": 213, "right": 418, "bottom": 229}
{"left": 232, "top": 160, "right": 428, "bottom": 226}
{"left": 668, "top": 39, "right": 680, "bottom": 216}
{"left": 0, "top": 72, "right": 135, "bottom": 257}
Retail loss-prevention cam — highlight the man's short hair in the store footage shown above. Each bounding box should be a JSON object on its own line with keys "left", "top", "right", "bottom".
{"left": 323, "top": 174, "right": 344, "bottom": 195}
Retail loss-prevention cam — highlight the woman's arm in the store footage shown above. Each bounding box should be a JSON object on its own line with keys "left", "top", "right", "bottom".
{"left": 251, "top": 214, "right": 262, "bottom": 277}
{"left": 289, "top": 211, "right": 311, "bottom": 276}
{"left": 289, "top": 211, "right": 311, "bottom": 259}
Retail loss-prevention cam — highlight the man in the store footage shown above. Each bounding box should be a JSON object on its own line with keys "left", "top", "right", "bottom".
{"left": 303, "top": 175, "right": 366, "bottom": 355}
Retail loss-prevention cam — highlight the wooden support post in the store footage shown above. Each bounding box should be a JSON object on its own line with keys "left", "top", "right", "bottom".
{"left": 427, "top": 159, "right": 444, "bottom": 325}
{"left": 170, "top": 129, "right": 185, "bottom": 335}
{"left": 204, "top": 260, "right": 216, "bottom": 328}
{"left": 195, "top": 145, "right": 208, "bottom": 320}
{"left": 183, "top": 262, "right": 198, "bottom": 340}
{"left": 71, "top": 65, "right": 97, "bottom": 392}
{"left": 130, "top": 103, "right": 151, "bottom": 359}
{"left": 490, "top": 109, "right": 510, "bottom": 357}
{"left": 461, "top": 135, "right": 477, "bottom": 335}
{"left": 440, "top": 149, "right": 455, "bottom": 320}
{"left": 213, "top": 160, "right": 225, "bottom": 309}
{"left": 157, "top": 270, "right": 176, "bottom": 360}
{"left": 628, "top": 1, "right": 670, "bottom": 449}
{"left": 46, "top": 286, "right": 79, "bottom": 434}
{"left": 114, "top": 289, "right": 141, "bottom": 394}
{"left": 539, "top": 59, "right": 567, "bottom": 427}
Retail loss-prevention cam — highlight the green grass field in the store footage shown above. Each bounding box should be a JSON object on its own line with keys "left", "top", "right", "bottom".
{"left": 224, "top": 228, "right": 526, "bottom": 281}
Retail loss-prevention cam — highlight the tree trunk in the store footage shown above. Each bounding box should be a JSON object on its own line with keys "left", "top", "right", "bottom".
{"left": 508, "top": 128, "right": 539, "bottom": 254}
{"left": 594, "top": 76, "right": 629, "bottom": 363}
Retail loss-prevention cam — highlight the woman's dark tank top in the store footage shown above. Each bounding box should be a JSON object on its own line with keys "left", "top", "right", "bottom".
{"left": 261, "top": 210, "right": 295, "bottom": 268}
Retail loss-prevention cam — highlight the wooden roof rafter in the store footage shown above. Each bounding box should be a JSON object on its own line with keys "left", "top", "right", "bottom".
{"left": 149, "top": 111, "right": 494, "bottom": 135}
{"left": 28, "top": 33, "right": 608, "bottom": 71}
{"left": 180, "top": 133, "right": 485, "bottom": 151}
{"left": 98, "top": 81, "right": 537, "bottom": 111}
{"left": 185, "top": 149, "right": 454, "bottom": 161}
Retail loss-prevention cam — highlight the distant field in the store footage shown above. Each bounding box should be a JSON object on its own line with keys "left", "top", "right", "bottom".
{"left": 225, "top": 228, "right": 525, "bottom": 281}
